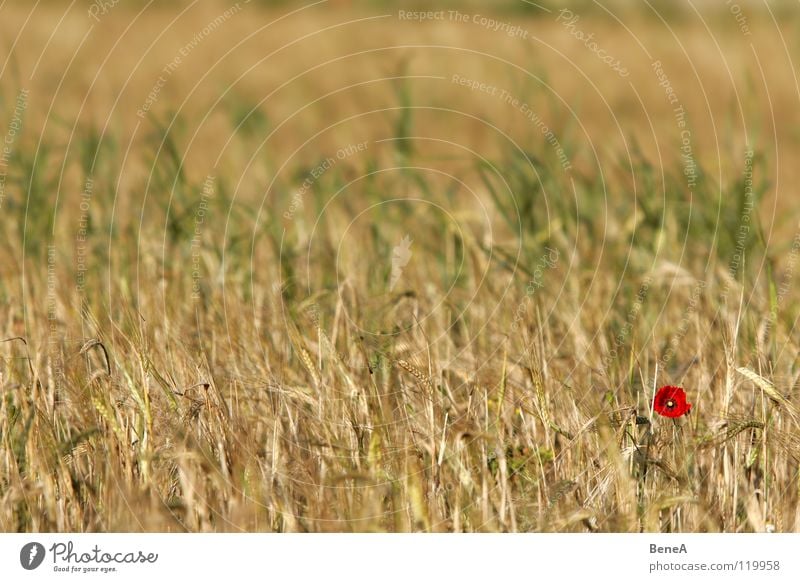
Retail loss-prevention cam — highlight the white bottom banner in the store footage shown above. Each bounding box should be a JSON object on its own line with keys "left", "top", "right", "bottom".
{"left": 1, "top": 533, "right": 798, "bottom": 581}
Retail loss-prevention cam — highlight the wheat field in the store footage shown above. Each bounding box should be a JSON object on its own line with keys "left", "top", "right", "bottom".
{"left": 1, "top": 0, "right": 800, "bottom": 532}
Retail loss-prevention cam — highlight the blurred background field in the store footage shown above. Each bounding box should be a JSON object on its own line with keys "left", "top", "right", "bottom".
{"left": 1, "top": 0, "right": 800, "bottom": 532}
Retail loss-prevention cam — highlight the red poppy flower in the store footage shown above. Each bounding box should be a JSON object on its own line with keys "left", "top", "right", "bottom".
{"left": 653, "top": 385, "right": 692, "bottom": 418}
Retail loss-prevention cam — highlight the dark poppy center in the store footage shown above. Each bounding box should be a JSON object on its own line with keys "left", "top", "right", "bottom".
{"left": 666, "top": 399, "right": 675, "bottom": 408}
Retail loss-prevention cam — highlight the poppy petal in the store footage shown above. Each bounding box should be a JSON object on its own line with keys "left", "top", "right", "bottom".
{"left": 653, "top": 385, "right": 691, "bottom": 418}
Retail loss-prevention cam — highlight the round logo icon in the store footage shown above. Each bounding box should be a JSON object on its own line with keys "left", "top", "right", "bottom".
{"left": 20, "top": 542, "right": 46, "bottom": 570}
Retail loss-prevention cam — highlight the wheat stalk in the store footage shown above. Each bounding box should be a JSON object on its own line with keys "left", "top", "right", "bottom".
{"left": 736, "top": 367, "right": 800, "bottom": 425}
{"left": 395, "top": 358, "right": 433, "bottom": 392}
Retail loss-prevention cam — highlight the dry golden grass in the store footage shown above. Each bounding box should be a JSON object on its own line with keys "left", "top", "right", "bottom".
{"left": 1, "top": 0, "right": 800, "bottom": 532}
